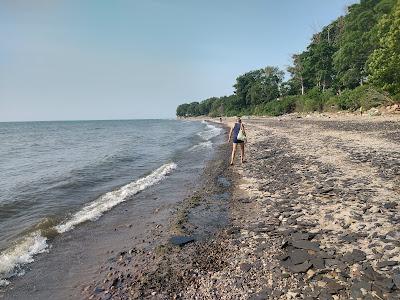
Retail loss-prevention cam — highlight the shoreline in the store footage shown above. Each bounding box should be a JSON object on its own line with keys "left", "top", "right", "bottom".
{"left": 80, "top": 123, "right": 234, "bottom": 299}
{"left": 82, "top": 114, "right": 399, "bottom": 299}
{"left": 0, "top": 120, "right": 227, "bottom": 300}
{"left": 3, "top": 116, "right": 399, "bottom": 299}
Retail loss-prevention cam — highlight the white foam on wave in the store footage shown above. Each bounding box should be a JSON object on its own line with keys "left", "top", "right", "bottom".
{"left": 55, "top": 162, "right": 177, "bottom": 233}
{"left": 189, "top": 141, "right": 213, "bottom": 151}
{"left": 0, "top": 232, "right": 48, "bottom": 286}
{"left": 197, "top": 123, "right": 222, "bottom": 141}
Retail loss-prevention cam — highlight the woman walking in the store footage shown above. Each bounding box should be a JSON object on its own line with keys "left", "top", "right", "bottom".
{"left": 228, "top": 117, "right": 246, "bottom": 165}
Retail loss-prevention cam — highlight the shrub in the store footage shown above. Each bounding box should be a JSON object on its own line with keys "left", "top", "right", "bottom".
{"left": 337, "top": 85, "right": 390, "bottom": 111}
{"left": 255, "top": 96, "right": 297, "bottom": 116}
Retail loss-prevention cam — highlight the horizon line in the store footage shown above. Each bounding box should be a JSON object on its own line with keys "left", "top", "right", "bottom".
{"left": 0, "top": 117, "right": 178, "bottom": 123}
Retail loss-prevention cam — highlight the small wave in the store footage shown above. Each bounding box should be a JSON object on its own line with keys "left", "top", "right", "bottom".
{"left": 55, "top": 162, "right": 177, "bottom": 233}
{"left": 189, "top": 141, "right": 213, "bottom": 151}
{"left": 0, "top": 232, "right": 48, "bottom": 286}
{"left": 197, "top": 123, "right": 222, "bottom": 141}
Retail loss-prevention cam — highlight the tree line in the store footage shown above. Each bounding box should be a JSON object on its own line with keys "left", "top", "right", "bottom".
{"left": 177, "top": 0, "right": 400, "bottom": 117}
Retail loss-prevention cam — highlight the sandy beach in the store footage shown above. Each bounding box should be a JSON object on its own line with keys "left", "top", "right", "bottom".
{"left": 73, "top": 113, "right": 400, "bottom": 299}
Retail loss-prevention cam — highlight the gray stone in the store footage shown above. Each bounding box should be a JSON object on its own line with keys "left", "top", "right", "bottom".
{"left": 326, "top": 281, "right": 345, "bottom": 294}
{"left": 393, "top": 274, "right": 400, "bottom": 289}
{"left": 384, "top": 202, "right": 398, "bottom": 209}
{"left": 342, "top": 249, "right": 366, "bottom": 263}
{"left": 169, "top": 235, "right": 195, "bottom": 246}
{"left": 377, "top": 260, "right": 398, "bottom": 268}
{"left": 310, "top": 258, "right": 325, "bottom": 269}
{"left": 363, "top": 265, "right": 383, "bottom": 281}
{"left": 239, "top": 263, "right": 253, "bottom": 272}
{"left": 374, "top": 277, "right": 395, "bottom": 292}
{"left": 249, "top": 288, "right": 271, "bottom": 300}
{"left": 291, "top": 232, "right": 310, "bottom": 240}
{"left": 289, "top": 260, "right": 312, "bottom": 273}
{"left": 289, "top": 249, "right": 311, "bottom": 265}
{"left": 291, "top": 240, "right": 320, "bottom": 251}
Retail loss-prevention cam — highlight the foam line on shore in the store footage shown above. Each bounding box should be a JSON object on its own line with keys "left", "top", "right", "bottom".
{"left": 56, "top": 162, "right": 177, "bottom": 233}
{"left": 197, "top": 122, "right": 222, "bottom": 141}
{"left": 0, "top": 162, "right": 177, "bottom": 286}
{"left": 0, "top": 232, "right": 48, "bottom": 286}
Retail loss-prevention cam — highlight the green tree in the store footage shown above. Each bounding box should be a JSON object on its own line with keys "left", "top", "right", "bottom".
{"left": 368, "top": 0, "right": 400, "bottom": 95}
{"left": 333, "top": 0, "right": 396, "bottom": 89}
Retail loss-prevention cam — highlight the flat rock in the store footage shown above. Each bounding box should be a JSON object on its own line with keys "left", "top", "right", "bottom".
{"left": 289, "top": 260, "right": 312, "bottom": 273}
{"left": 342, "top": 249, "right": 366, "bottom": 263}
{"left": 310, "top": 258, "right": 325, "bottom": 269}
{"left": 326, "top": 281, "right": 345, "bottom": 294}
{"left": 291, "top": 240, "right": 320, "bottom": 251}
{"left": 383, "top": 202, "right": 398, "bottom": 209}
{"left": 239, "top": 263, "right": 253, "bottom": 272}
{"left": 289, "top": 249, "right": 311, "bottom": 265}
{"left": 374, "top": 277, "right": 395, "bottom": 292}
{"left": 291, "top": 232, "right": 310, "bottom": 240}
{"left": 393, "top": 274, "right": 400, "bottom": 289}
{"left": 376, "top": 260, "right": 398, "bottom": 268}
{"left": 169, "top": 235, "right": 195, "bottom": 246}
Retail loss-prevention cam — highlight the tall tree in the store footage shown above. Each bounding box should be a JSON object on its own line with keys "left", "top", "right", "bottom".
{"left": 333, "top": 0, "right": 396, "bottom": 89}
{"left": 368, "top": 0, "right": 400, "bottom": 95}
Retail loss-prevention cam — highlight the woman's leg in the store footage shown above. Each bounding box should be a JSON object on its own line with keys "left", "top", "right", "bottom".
{"left": 240, "top": 142, "right": 245, "bottom": 163}
{"left": 230, "top": 143, "right": 237, "bottom": 165}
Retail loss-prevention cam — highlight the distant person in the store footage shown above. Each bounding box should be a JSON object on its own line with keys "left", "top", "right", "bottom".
{"left": 228, "top": 117, "right": 246, "bottom": 165}
{"left": 219, "top": 117, "right": 222, "bottom": 123}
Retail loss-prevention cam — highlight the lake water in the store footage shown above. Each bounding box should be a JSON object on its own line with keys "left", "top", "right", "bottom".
{"left": 0, "top": 119, "right": 222, "bottom": 287}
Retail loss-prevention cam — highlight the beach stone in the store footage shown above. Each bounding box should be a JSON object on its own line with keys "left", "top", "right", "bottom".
{"left": 318, "top": 292, "right": 333, "bottom": 300}
{"left": 363, "top": 265, "right": 382, "bottom": 281}
{"left": 340, "top": 234, "right": 358, "bottom": 243}
{"left": 288, "top": 260, "right": 312, "bottom": 273}
{"left": 94, "top": 287, "right": 105, "bottom": 294}
{"left": 352, "top": 279, "right": 372, "bottom": 292}
{"left": 374, "top": 277, "right": 395, "bottom": 292}
{"left": 342, "top": 249, "right": 366, "bottom": 263}
{"left": 326, "top": 281, "right": 345, "bottom": 294}
{"left": 376, "top": 261, "right": 398, "bottom": 268}
{"left": 239, "top": 263, "right": 253, "bottom": 272}
{"left": 291, "top": 232, "right": 310, "bottom": 240}
{"left": 310, "top": 258, "right": 325, "bottom": 269}
{"left": 386, "top": 230, "right": 400, "bottom": 240}
{"left": 383, "top": 202, "right": 398, "bottom": 209}
{"left": 289, "top": 249, "right": 310, "bottom": 265}
{"left": 249, "top": 288, "right": 271, "bottom": 300}
{"left": 169, "top": 235, "right": 195, "bottom": 246}
{"left": 393, "top": 274, "right": 400, "bottom": 289}
{"left": 291, "top": 240, "right": 320, "bottom": 251}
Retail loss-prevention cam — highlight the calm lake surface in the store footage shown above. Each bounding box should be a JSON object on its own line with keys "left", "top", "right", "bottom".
{"left": 0, "top": 119, "right": 223, "bottom": 287}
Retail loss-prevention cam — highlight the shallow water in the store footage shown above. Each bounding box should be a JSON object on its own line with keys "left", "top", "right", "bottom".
{"left": 0, "top": 119, "right": 223, "bottom": 287}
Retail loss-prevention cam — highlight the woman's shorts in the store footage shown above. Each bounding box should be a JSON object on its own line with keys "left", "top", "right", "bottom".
{"left": 233, "top": 138, "right": 244, "bottom": 144}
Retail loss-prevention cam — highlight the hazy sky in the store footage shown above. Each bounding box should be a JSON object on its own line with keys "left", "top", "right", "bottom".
{"left": 0, "top": 0, "right": 358, "bottom": 121}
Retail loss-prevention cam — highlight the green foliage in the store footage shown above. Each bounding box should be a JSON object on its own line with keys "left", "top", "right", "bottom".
{"left": 254, "top": 97, "right": 297, "bottom": 116}
{"left": 368, "top": 0, "right": 400, "bottom": 95}
{"left": 176, "top": 0, "right": 399, "bottom": 117}
{"left": 332, "top": 0, "right": 397, "bottom": 89}
{"left": 336, "top": 85, "right": 391, "bottom": 110}
{"left": 234, "top": 67, "right": 284, "bottom": 107}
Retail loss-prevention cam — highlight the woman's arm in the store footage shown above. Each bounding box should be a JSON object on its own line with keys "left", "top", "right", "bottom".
{"left": 228, "top": 125, "right": 233, "bottom": 142}
{"left": 241, "top": 123, "right": 246, "bottom": 135}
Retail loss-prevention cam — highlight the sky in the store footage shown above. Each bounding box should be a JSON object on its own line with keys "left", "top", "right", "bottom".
{"left": 0, "top": 0, "right": 358, "bottom": 121}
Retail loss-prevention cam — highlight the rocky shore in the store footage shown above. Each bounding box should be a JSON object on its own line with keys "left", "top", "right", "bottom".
{"left": 84, "top": 114, "right": 400, "bottom": 300}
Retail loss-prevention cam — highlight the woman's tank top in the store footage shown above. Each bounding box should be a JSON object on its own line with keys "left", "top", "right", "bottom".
{"left": 233, "top": 122, "right": 241, "bottom": 138}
